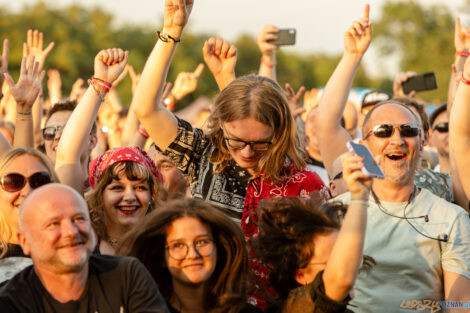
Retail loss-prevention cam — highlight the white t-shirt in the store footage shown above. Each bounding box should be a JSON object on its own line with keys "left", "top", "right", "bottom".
{"left": 335, "top": 189, "right": 470, "bottom": 313}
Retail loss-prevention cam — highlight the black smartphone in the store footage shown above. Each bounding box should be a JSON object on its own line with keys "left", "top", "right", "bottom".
{"left": 402, "top": 72, "right": 438, "bottom": 94}
{"left": 268, "top": 28, "right": 296, "bottom": 46}
{"left": 347, "top": 141, "right": 385, "bottom": 179}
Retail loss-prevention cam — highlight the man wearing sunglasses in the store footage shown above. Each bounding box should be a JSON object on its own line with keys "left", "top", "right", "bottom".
{"left": 0, "top": 184, "right": 170, "bottom": 313}
{"left": 429, "top": 103, "right": 450, "bottom": 174}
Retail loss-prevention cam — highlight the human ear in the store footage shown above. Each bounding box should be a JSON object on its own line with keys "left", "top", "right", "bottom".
{"left": 17, "top": 231, "right": 31, "bottom": 256}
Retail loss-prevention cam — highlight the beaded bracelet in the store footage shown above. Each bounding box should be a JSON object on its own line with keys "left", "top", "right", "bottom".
{"left": 88, "top": 77, "right": 111, "bottom": 102}
{"left": 456, "top": 50, "right": 470, "bottom": 58}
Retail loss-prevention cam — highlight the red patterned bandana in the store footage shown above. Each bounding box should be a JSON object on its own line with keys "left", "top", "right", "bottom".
{"left": 88, "top": 147, "right": 163, "bottom": 188}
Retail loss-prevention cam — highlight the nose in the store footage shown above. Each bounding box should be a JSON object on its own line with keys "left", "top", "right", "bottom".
{"left": 123, "top": 186, "right": 137, "bottom": 202}
{"left": 186, "top": 243, "right": 201, "bottom": 259}
{"left": 62, "top": 219, "right": 79, "bottom": 238}
{"left": 239, "top": 144, "right": 255, "bottom": 158}
{"left": 54, "top": 127, "right": 64, "bottom": 141}
{"left": 390, "top": 126, "right": 405, "bottom": 144}
{"left": 19, "top": 180, "right": 33, "bottom": 198}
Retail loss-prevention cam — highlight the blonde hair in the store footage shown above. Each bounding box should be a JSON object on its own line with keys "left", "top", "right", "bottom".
{"left": 0, "top": 148, "right": 59, "bottom": 257}
{"left": 207, "top": 75, "right": 305, "bottom": 184}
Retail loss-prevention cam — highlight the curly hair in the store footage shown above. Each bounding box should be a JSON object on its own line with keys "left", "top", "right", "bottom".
{"left": 86, "top": 161, "right": 166, "bottom": 241}
{"left": 0, "top": 148, "right": 59, "bottom": 257}
{"left": 117, "top": 198, "right": 249, "bottom": 313}
{"left": 207, "top": 75, "right": 306, "bottom": 184}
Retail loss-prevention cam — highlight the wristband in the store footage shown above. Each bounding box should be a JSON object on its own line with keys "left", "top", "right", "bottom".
{"left": 138, "top": 127, "right": 149, "bottom": 139}
{"left": 88, "top": 77, "right": 110, "bottom": 102}
{"left": 456, "top": 50, "right": 470, "bottom": 58}
{"left": 157, "top": 31, "right": 180, "bottom": 43}
{"left": 261, "top": 56, "right": 276, "bottom": 68}
{"left": 91, "top": 77, "right": 112, "bottom": 92}
{"left": 461, "top": 73, "right": 470, "bottom": 86}
{"left": 17, "top": 111, "right": 32, "bottom": 115}
{"left": 349, "top": 199, "right": 369, "bottom": 206}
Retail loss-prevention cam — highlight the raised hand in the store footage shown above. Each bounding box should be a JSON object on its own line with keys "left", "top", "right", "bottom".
{"left": 163, "top": 0, "right": 194, "bottom": 38}
{"left": 69, "top": 78, "right": 86, "bottom": 101}
{"left": 47, "top": 69, "right": 62, "bottom": 104}
{"left": 172, "top": 63, "right": 204, "bottom": 100}
{"left": 111, "top": 64, "right": 129, "bottom": 87}
{"left": 340, "top": 151, "right": 372, "bottom": 200}
{"left": 23, "top": 29, "right": 55, "bottom": 72}
{"left": 285, "top": 83, "right": 306, "bottom": 118}
{"left": 393, "top": 71, "right": 417, "bottom": 98}
{"left": 455, "top": 17, "right": 470, "bottom": 53}
{"left": 203, "top": 37, "right": 237, "bottom": 89}
{"left": 257, "top": 25, "right": 279, "bottom": 57}
{"left": 128, "top": 65, "right": 142, "bottom": 95}
{"left": 4, "top": 56, "right": 45, "bottom": 113}
{"left": 344, "top": 4, "right": 371, "bottom": 55}
{"left": 0, "top": 39, "right": 9, "bottom": 91}
{"left": 94, "top": 48, "right": 129, "bottom": 84}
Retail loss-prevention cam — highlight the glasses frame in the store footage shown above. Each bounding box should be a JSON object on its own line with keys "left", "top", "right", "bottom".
{"left": 42, "top": 125, "right": 65, "bottom": 141}
{"left": 0, "top": 172, "right": 52, "bottom": 192}
{"left": 363, "top": 123, "right": 420, "bottom": 140}
{"left": 222, "top": 126, "right": 275, "bottom": 152}
{"left": 166, "top": 238, "right": 215, "bottom": 260}
{"left": 432, "top": 122, "right": 449, "bottom": 133}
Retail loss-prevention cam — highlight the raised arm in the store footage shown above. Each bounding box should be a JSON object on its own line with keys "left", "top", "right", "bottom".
{"left": 0, "top": 39, "right": 8, "bottom": 103}
{"left": 257, "top": 25, "right": 279, "bottom": 81}
{"left": 317, "top": 4, "right": 371, "bottom": 178}
{"left": 55, "top": 48, "right": 128, "bottom": 193}
{"left": 4, "top": 56, "right": 45, "bottom": 148}
{"left": 132, "top": 0, "right": 193, "bottom": 150}
{"left": 202, "top": 37, "right": 237, "bottom": 91}
{"left": 322, "top": 150, "right": 371, "bottom": 301}
{"left": 450, "top": 55, "right": 470, "bottom": 199}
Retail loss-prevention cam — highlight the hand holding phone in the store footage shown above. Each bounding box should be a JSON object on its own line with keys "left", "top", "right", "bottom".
{"left": 268, "top": 28, "right": 296, "bottom": 46}
{"left": 347, "top": 141, "right": 385, "bottom": 179}
{"left": 401, "top": 72, "right": 438, "bottom": 94}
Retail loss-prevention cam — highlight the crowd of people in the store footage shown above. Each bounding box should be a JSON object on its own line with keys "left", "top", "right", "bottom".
{"left": 0, "top": 1, "right": 469, "bottom": 312}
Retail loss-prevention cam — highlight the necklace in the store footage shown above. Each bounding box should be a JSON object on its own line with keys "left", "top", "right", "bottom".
{"left": 107, "top": 237, "right": 119, "bottom": 248}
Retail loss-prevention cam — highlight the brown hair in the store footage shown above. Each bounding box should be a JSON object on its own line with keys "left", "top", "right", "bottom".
{"left": 117, "top": 198, "right": 249, "bottom": 313}
{"left": 392, "top": 97, "right": 430, "bottom": 132}
{"left": 46, "top": 100, "right": 97, "bottom": 134}
{"left": 0, "top": 148, "right": 59, "bottom": 257}
{"left": 86, "top": 161, "right": 166, "bottom": 241}
{"left": 207, "top": 75, "right": 305, "bottom": 184}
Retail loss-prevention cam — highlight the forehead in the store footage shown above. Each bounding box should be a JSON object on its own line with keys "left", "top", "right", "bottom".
{"left": 3, "top": 154, "right": 48, "bottom": 176}
{"left": 166, "top": 216, "right": 211, "bottom": 240}
{"left": 223, "top": 117, "right": 273, "bottom": 141}
{"left": 35, "top": 193, "right": 88, "bottom": 221}
{"left": 46, "top": 111, "right": 72, "bottom": 127}
{"left": 367, "top": 103, "right": 418, "bottom": 129}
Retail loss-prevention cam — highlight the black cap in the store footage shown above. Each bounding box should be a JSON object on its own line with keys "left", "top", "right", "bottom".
{"left": 361, "top": 90, "right": 392, "bottom": 108}
{"left": 429, "top": 103, "right": 447, "bottom": 128}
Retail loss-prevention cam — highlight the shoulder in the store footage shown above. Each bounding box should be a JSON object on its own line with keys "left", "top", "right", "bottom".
{"left": 0, "top": 265, "right": 37, "bottom": 307}
{"left": 418, "top": 189, "right": 466, "bottom": 218}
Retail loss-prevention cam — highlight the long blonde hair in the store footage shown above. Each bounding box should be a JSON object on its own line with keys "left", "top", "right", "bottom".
{"left": 0, "top": 148, "right": 59, "bottom": 257}
{"left": 207, "top": 75, "right": 306, "bottom": 184}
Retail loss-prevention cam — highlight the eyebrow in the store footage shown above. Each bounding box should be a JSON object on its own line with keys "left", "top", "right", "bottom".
{"left": 167, "top": 234, "right": 211, "bottom": 243}
{"left": 223, "top": 127, "right": 273, "bottom": 142}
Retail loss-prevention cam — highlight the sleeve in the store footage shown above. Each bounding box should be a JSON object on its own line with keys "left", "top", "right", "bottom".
{"left": 127, "top": 257, "right": 170, "bottom": 313}
{"left": 309, "top": 270, "right": 351, "bottom": 313}
{"left": 162, "top": 117, "right": 209, "bottom": 181}
{"left": 441, "top": 211, "right": 470, "bottom": 279}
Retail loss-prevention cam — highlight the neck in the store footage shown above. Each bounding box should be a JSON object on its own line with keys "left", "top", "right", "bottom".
{"left": 371, "top": 179, "right": 415, "bottom": 202}
{"left": 437, "top": 155, "right": 450, "bottom": 174}
{"left": 170, "top": 279, "right": 207, "bottom": 313}
{"left": 106, "top": 222, "right": 133, "bottom": 241}
{"left": 34, "top": 263, "right": 88, "bottom": 303}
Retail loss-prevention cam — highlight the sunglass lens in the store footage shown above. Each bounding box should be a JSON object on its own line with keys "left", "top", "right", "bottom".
{"left": 2, "top": 173, "right": 26, "bottom": 192}
{"left": 29, "top": 172, "right": 52, "bottom": 189}
{"left": 400, "top": 125, "right": 420, "bottom": 137}
{"left": 374, "top": 125, "right": 394, "bottom": 138}
{"left": 42, "top": 127, "right": 57, "bottom": 140}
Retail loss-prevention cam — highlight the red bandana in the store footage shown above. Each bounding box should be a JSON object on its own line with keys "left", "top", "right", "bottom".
{"left": 88, "top": 146, "right": 163, "bottom": 188}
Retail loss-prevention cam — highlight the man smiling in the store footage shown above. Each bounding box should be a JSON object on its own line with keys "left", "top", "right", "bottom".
{"left": 0, "top": 184, "right": 169, "bottom": 313}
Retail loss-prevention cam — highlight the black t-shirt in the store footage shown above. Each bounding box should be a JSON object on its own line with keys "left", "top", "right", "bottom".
{"left": 0, "top": 254, "right": 169, "bottom": 313}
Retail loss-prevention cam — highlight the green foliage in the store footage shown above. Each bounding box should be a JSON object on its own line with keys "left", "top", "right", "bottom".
{"left": 0, "top": 1, "right": 377, "bottom": 109}
{"left": 373, "top": 0, "right": 455, "bottom": 104}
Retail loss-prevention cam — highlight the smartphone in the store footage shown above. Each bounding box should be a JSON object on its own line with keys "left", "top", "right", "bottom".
{"left": 402, "top": 72, "right": 438, "bottom": 94}
{"left": 268, "top": 28, "right": 296, "bottom": 46}
{"left": 347, "top": 141, "right": 385, "bottom": 179}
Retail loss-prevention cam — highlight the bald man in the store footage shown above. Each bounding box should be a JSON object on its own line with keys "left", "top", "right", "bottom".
{"left": 0, "top": 184, "right": 169, "bottom": 313}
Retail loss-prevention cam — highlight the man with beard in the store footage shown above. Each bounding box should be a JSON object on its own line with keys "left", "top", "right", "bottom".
{"left": 337, "top": 102, "right": 470, "bottom": 312}
{"left": 0, "top": 184, "right": 169, "bottom": 313}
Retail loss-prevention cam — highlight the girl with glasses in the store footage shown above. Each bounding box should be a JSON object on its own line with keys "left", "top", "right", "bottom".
{"left": 0, "top": 148, "right": 58, "bottom": 282}
{"left": 133, "top": 2, "right": 327, "bottom": 308}
{"left": 117, "top": 198, "right": 259, "bottom": 313}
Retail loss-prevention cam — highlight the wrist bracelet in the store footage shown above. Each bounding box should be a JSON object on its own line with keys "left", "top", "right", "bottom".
{"left": 138, "top": 127, "right": 149, "bottom": 139}
{"left": 349, "top": 199, "right": 369, "bottom": 206}
{"left": 157, "top": 31, "right": 180, "bottom": 43}
{"left": 17, "top": 111, "right": 32, "bottom": 115}
{"left": 456, "top": 50, "right": 470, "bottom": 58}
{"left": 88, "top": 77, "right": 110, "bottom": 102}
{"left": 461, "top": 73, "right": 470, "bottom": 86}
{"left": 261, "top": 56, "right": 276, "bottom": 68}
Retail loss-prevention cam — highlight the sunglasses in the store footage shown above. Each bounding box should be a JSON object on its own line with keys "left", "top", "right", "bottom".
{"left": 364, "top": 124, "right": 420, "bottom": 140}
{"left": 433, "top": 122, "right": 448, "bottom": 133}
{"left": 42, "top": 125, "right": 65, "bottom": 141}
{"left": 0, "top": 172, "right": 52, "bottom": 192}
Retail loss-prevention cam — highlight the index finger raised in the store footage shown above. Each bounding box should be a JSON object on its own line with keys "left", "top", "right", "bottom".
{"left": 193, "top": 63, "right": 204, "bottom": 78}
{"left": 363, "top": 4, "right": 370, "bottom": 21}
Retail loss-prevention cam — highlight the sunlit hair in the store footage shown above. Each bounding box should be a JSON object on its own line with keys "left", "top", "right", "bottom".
{"left": 0, "top": 148, "right": 59, "bottom": 257}
{"left": 117, "top": 198, "right": 249, "bottom": 313}
{"left": 207, "top": 75, "right": 306, "bottom": 184}
{"left": 361, "top": 100, "right": 422, "bottom": 139}
{"left": 0, "top": 120, "right": 15, "bottom": 143}
{"left": 253, "top": 195, "right": 374, "bottom": 301}
{"left": 86, "top": 161, "right": 166, "bottom": 241}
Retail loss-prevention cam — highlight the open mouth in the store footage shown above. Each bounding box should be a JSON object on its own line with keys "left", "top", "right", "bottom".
{"left": 386, "top": 153, "right": 407, "bottom": 161}
{"left": 118, "top": 206, "right": 140, "bottom": 215}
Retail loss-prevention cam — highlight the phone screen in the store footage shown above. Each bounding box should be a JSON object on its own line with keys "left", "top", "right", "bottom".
{"left": 347, "top": 141, "right": 385, "bottom": 178}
